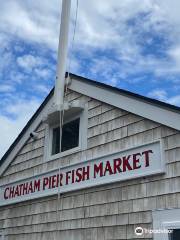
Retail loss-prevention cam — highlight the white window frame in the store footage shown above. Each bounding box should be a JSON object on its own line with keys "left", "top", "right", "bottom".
{"left": 44, "top": 104, "right": 88, "bottom": 162}
{"left": 153, "top": 208, "right": 180, "bottom": 240}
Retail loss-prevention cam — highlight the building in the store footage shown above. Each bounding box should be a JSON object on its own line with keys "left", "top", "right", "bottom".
{"left": 0, "top": 73, "right": 180, "bottom": 240}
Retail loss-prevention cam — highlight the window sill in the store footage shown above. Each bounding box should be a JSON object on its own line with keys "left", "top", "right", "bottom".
{"left": 47, "top": 146, "right": 81, "bottom": 162}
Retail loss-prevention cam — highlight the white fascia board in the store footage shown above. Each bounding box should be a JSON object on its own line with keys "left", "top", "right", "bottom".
{"left": 0, "top": 97, "right": 54, "bottom": 177}
{"left": 69, "top": 77, "right": 180, "bottom": 131}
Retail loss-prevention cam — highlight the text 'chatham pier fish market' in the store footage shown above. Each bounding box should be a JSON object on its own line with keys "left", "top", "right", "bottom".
{"left": 3, "top": 149, "right": 153, "bottom": 200}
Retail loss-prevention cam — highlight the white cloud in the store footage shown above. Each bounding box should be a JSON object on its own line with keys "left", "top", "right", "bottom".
{"left": 0, "top": 84, "right": 15, "bottom": 93}
{"left": 168, "top": 45, "right": 180, "bottom": 67}
{"left": 1, "top": 0, "right": 180, "bottom": 160}
{"left": 0, "top": 0, "right": 180, "bottom": 79}
{"left": 16, "top": 54, "right": 54, "bottom": 83}
{"left": 148, "top": 89, "right": 180, "bottom": 106}
{"left": 0, "top": 52, "right": 14, "bottom": 77}
{"left": 0, "top": 0, "right": 60, "bottom": 50}
{"left": 9, "top": 72, "right": 27, "bottom": 84}
{"left": 34, "top": 68, "right": 52, "bottom": 79}
{"left": 35, "top": 84, "right": 51, "bottom": 94}
{"left": 73, "top": 0, "right": 180, "bottom": 78}
{"left": 148, "top": 89, "right": 167, "bottom": 101}
{"left": 0, "top": 98, "right": 40, "bottom": 158}
{"left": 167, "top": 95, "right": 180, "bottom": 106}
{"left": 17, "top": 54, "right": 45, "bottom": 72}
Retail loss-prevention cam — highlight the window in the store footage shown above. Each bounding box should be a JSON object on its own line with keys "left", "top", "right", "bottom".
{"left": 51, "top": 118, "right": 80, "bottom": 155}
{"left": 169, "top": 229, "right": 180, "bottom": 240}
{"left": 153, "top": 209, "right": 180, "bottom": 240}
{"left": 43, "top": 102, "right": 88, "bottom": 161}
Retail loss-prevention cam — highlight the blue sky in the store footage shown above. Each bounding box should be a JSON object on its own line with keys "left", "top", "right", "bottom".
{"left": 0, "top": 0, "right": 180, "bottom": 158}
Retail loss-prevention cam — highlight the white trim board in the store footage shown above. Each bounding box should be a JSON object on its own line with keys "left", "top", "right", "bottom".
{"left": 69, "top": 77, "right": 180, "bottom": 131}
{"left": 0, "top": 141, "right": 164, "bottom": 206}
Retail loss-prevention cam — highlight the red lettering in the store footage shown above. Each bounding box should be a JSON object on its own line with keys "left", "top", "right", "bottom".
{"left": 56, "top": 173, "right": 63, "bottom": 187}
{"left": 4, "top": 187, "right": 9, "bottom": 200}
{"left": 34, "top": 179, "right": 41, "bottom": 192}
{"left": 104, "top": 161, "right": 113, "bottom": 175}
{"left": 49, "top": 176, "right": 52, "bottom": 189}
{"left": 82, "top": 166, "right": 90, "bottom": 181}
{"left": 142, "top": 150, "right": 153, "bottom": 167}
{"left": 28, "top": 182, "right": 33, "bottom": 194}
{"left": 72, "top": 169, "right": 75, "bottom": 183}
{"left": 66, "top": 171, "right": 71, "bottom": 185}
{"left": 23, "top": 182, "right": 28, "bottom": 195}
{"left": 94, "top": 162, "right": 103, "bottom": 178}
{"left": 60, "top": 173, "right": 63, "bottom": 186}
{"left": 9, "top": 186, "right": 15, "bottom": 198}
{"left": 43, "top": 177, "right": 49, "bottom": 190}
{"left": 122, "top": 155, "right": 132, "bottom": 172}
{"left": 14, "top": 185, "right": 20, "bottom": 197}
{"left": 76, "top": 168, "right": 83, "bottom": 183}
{"left": 113, "top": 158, "right": 122, "bottom": 173}
{"left": 19, "top": 184, "right": 24, "bottom": 195}
{"left": 56, "top": 174, "right": 59, "bottom": 187}
{"left": 133, "top": 153, "right": 141, "bottom": 169}
{"left": 51, "top": 175, "right": 57, "bottom": 189}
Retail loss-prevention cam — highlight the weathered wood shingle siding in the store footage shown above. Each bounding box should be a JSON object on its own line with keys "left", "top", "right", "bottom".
{"left": 0, "top": 89, "right": 179, "bottom": 240}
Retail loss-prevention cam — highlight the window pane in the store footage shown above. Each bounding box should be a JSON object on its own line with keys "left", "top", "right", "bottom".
{"left": 51, "top": 118, "right": 80, "bottom": 155}
{"left": 61, "top": 118, "right": 80, "bottom": 152}
{"left": 169, "top": 229, "right": 180, "bottom": 240}
{"left": 52, "top": 126, "right": 60, "bottom": 155}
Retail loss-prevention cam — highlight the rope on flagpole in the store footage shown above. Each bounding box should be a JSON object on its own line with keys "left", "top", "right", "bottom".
{"left": 67, "top": 0, "right": 79, "bottom": 81}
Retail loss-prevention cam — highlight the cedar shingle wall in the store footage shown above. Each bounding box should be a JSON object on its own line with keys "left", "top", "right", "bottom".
{"left": 0, "top": 89, "right": 179, "bottom": 239}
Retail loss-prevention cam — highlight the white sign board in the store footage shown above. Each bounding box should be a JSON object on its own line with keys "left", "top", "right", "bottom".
{"left": 0, "top": 141, "right": 164, "bottom": 206}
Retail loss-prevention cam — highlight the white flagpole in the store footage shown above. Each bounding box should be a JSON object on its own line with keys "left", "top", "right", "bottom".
{"left": 54, "top": 0, "right": 71, "bottom": 108}
{"left": 55, "top": 1, "right": 72, "bottom": 234}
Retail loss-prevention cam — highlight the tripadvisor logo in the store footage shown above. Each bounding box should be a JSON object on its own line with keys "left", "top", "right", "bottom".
{"left": 135, "top": 227, "right": 143, "bottom": 236}
{"left": 135, "top": 226, "right": 173, "bottom": 236}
